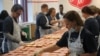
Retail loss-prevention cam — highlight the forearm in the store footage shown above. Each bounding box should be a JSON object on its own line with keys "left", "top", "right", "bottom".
{"left": 35, "top": 44, "right": 60, "bottom": 56}
{"left": 4, "top": 33, "right": 21, "bottom": 43}
{"left": 42, "top": 44, "right": 60, "bottom": 52}
{"left": 41, "top": 25, "right": 52, "bottom": 29}
{"left": 50, "top": 21, "right": 58, "bottom": 25}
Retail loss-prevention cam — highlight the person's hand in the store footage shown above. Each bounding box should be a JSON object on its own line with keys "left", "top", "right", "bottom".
{"left": 34, "top": 50, "right": 42, "bottom": 56}
{"left": 58, "top": 19, "right": 63, "bottom": 22}
{"left": 19, "top": 41, "right": 26, "bottom": 46}
{"left": 51, "top": 20, "right": 58, "bottom": 25}
{"left": 22, "top": 31, "right": 27, "bottom": 38}
{"left": 51, "top": 26, "right": 59, "bottom": 30}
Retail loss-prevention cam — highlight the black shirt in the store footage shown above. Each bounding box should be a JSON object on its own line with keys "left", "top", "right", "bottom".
{"left": 56, "top": 28, "right": 97, "bottom": 53}
{"left": 96, "top": 15, "right": 100, "bottom": 32}
{"left": 3, "top": 16, "right": 14, "bottom": 35}
{"left": 56, "top": 13, "right": 64, "bottom": 20}
{"left": 0, "top": 20, "right": 3, "bottom": 31}
{"left": 35, "top": 13, "right": 51, "bottom": 38}
{"left": 97, "top": 47, "right": 100, "bottom": 56}
{"left": 84, "top": 18, "right": 99, "bottom": 36}
{"left": 36, "top": 13, "right": 51, "bottom": 29}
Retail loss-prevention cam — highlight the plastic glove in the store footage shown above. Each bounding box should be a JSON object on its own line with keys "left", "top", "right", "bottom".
{"left": 51, "top": 26, "right": 59, "bottom": 30}
{"left": 19, "top": 41, "right": 26, "bottom": 46}
{"left": 22, "top": 31, "right": 27, "bottom": 38}
{"left": 34, "top": 50, "right": 42, "bottom": 56}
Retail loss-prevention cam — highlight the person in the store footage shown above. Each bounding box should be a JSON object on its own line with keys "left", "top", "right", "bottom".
{"left": 0, "top": 10, "right": 9, "bottom": 33}
{"left": 0, "top": 10, "right": 9, "bottom": 53}
{"left": 35, "top": 4, "right": 57, "bottom": 39}
{"left": 96, "top": 8, "right": 100, "bottom": 56}
{"left": 56, "top": 4, "right": 65, "bottom": 28}
{"left": 2, "top": 4, "right": 25, "bottom": 52}
{"left": 82, "top": 6, "right": 99, "bottom": 36}
{"left": 47, "top": 8, "right": 59, "bottom": 33}
{"left": 89, "top": 5, "right": 100, "bottom": 41}
{"left": 0, "top": 10, "right": 9, "bottom": 36}
{"left": 98, "top": 8, "right": 100, "bottom": 16}
{"left": 89, "top": 6, "right": 100, "bottom": 31}
{"left": 0, "top": 10, "right": 9, "bottom": 20}
{"left": 89, "top": 6, "right": 100, "bottom": 56}
{"left": 34, "top": 11, "right": 97, "bottom": 56}
{"left": 82, "top": 6, "right": 99, "bottom": 48}
{"left": 56, "top": 4, "right": 64, "bottom": 20}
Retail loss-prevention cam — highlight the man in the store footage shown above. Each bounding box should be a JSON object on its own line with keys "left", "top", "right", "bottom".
{"left": 56, "top": 4, "right": 64, "bottom": 20}
{"left": 89, "top": 5, "right": 100, "bottom": 56}
{"left": 2, "top": 4, "right": 25, "bottom": 52}
{"left": 35, "top": 4, "right": 56, "bottom": 39}
{"left": 56, "top": 4, "right": 65, "bottom": 28}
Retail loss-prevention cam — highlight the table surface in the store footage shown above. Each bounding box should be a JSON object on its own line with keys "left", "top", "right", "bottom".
{"left": 2, "top": 27, "right": 69, "bottom": 56}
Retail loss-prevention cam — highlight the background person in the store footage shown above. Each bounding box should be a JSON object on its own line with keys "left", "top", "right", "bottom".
{"left": 35, "top": 4, "right": 57, "bottom": 39}
{"left": 0, "top": 10, "right": 9, "bottom": 53}
{"left": 47, "top": 8, "right": 59, "bottom": 33}
{"left": 56, "top": 4, "right": 65, "bottom": 28}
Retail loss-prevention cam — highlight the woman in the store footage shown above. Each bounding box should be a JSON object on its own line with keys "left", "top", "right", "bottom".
{"left": 82, "top": 6, "right": 99, "bottom": 51}
{"left": 47, "top": 8, "right": 59, "bottom": 32}
{"left": 89, "top": 6, "right": 100, "bottom": 56}
{"left": 47, "top": 8, "right": 58, "bottom": 26}
{"left": 82, "top": 6, "right": 99, "bottom": 36}
{"left": 34, "top": 11, "right": 97, "bottom": 56}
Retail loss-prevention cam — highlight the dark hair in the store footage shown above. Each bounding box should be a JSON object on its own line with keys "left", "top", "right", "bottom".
{"left": 97, "top": 8, "right": 100, "bottom": 15}
{"left": 59, "top": 4, "right": 63, "bottom": 8}
{"left": 41, "top": 4, "right": 48, "bottom": 9}
{"left": 0, "top": 10, "right": 9, "bottom": 20}
{"left": 89, "top": 5, "right": 98, "bottom": 14}
{"left": 82, "top": 6, "right": 95, "bottom": 15}
{"left": 11, "top": 4, "right": 23, "bottom": 12}
{"left": 47, "top": 8, "right": 55, "bottom": 16}
{"left": 63, "top": 11, "right": 83, "bottom": 26}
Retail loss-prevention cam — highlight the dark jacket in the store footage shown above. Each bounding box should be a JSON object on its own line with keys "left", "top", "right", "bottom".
{"left": 0, "top": 19, "right": 3, "bottom": 48}
{"left": 35, "top": 13, "right": 51, "bottom": 39}
{"left": 96, "top": 15, "right": 100, "bottom": 32}
{"left": 47, "top": 16, "right": 53, "bottom": 25}
{"left": 56, "top": 13, "right": 64, "bottom": 20}
{"left": 84, "top": 18, "right": 99, "bottom": 36}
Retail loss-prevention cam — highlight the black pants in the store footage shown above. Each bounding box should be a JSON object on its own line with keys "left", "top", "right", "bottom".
{"left": 97, "top": 47, "right": 100, "bottom": 56}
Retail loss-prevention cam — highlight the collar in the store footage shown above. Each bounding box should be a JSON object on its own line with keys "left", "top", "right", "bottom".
{"left": 87, "top": 16, "right": 94, "bottom": 19}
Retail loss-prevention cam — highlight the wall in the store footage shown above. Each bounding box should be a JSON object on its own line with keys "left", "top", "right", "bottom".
{"left": 91, "top": 0, "right": 100, "bottom": 8}
{"left": 28, "top": 0, "right": 59, "bottom": 23}
{"left": 33, "top": 2, "right": 59, "bottom": 23}
{"left": 27, "top": 2, "right": 34, "bottom": 23}
{"left": 2, "top": 0, "right": 100, "bottom": 23}
{"left": 58, "top": 0, "right": 100, "bottom": 21}
{"left": 59, "top": 0, "right": 100, "bottom": 13}
{"left": 30, "top": 0, "right": 100, "bottom": 23}
{"left": 0, "top": 0, "right": 3, "bottom": 12}
{"left": 3, "top": 0, "right": 13, "bottom": 14}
